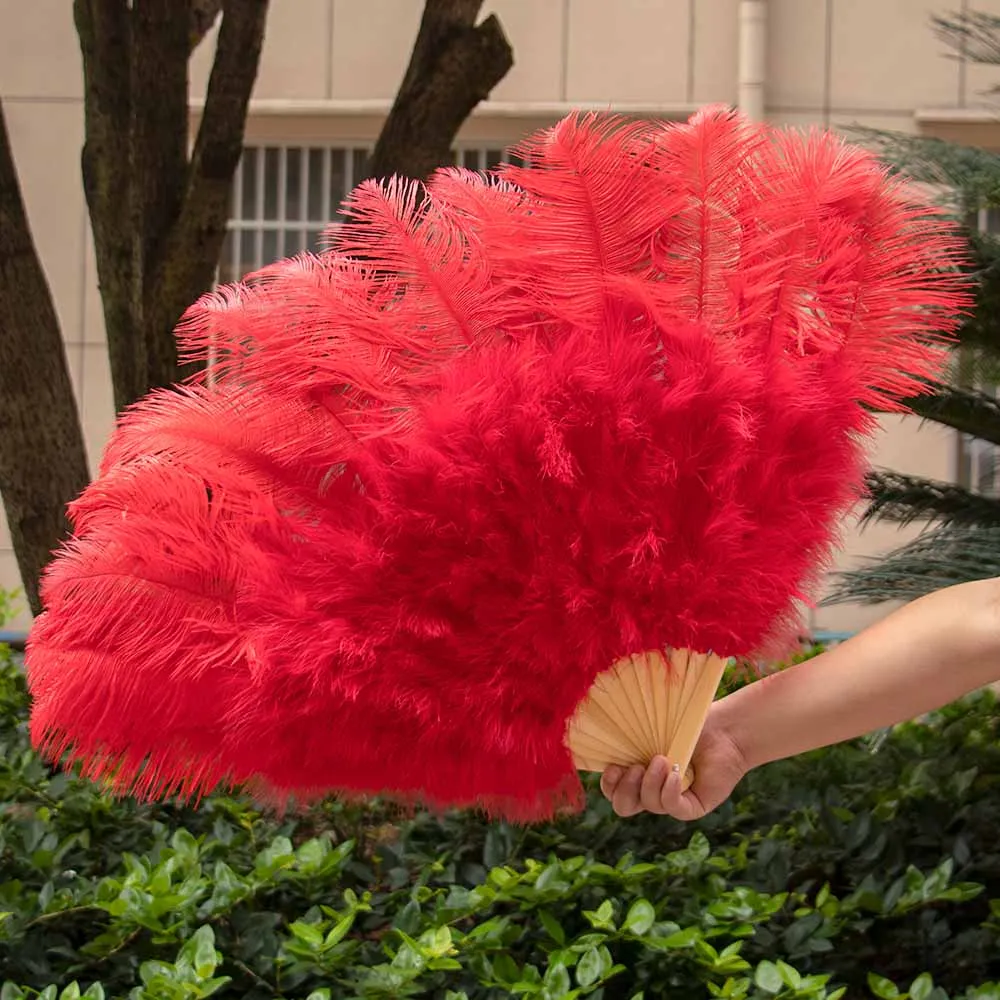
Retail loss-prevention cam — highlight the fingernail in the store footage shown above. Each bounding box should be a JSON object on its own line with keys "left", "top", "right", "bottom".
{"left": 649, "top": 756, "right": 667, "bottom": 777}
{"left": 605, "top": 765, "right": 622, "bottom": 781}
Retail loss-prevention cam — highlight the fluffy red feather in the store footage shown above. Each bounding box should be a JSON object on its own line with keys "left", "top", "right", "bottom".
{"left": 26, "top": 107, "right": 969, "bottom": 820}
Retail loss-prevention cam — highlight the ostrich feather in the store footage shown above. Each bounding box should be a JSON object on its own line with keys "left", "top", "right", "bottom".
{"left": 26, "top": 107, "right": 970, "bottom": 820}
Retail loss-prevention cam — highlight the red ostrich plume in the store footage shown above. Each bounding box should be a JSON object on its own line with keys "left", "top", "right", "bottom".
{"left": 25, "top": 107, "right": 968, "bottom": 821}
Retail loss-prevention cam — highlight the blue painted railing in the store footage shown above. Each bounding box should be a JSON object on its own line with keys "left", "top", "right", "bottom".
{"left": 0, "top": 630, "right": 26, "bottom": 652}
{"left": 810, "top": 630, "right": 855, "bottom": 645}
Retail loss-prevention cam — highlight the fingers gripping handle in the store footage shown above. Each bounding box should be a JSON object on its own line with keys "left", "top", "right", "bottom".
{"left": 566, "top": 648, "right": 730, "bottom": 781}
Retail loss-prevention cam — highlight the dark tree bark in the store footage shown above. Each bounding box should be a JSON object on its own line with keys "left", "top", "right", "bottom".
{"left": 75, "top": 0, "right": 135, "bottom": 410}
{"left": 0, "top": 0, "right": 511, "bottom": 614}
{"left": 74, "top": 0, "right": 268, "bottom": 411}
{"left": 0, "top": 102, "right": 90, "bottom": 616}
{"left": 0, "top": 1, "right": 267, "bottom": 611}
{"left": 155, "top": 0, "right": 270, "bottom": 383}
{"left": 129, "top": 0, "right": 192, "bottom": 395}
{"left": 189, "top": 0, "right": 225, "bottom": 46}
{"left": 366, "top": 0, "right": 514, "bottom": 183}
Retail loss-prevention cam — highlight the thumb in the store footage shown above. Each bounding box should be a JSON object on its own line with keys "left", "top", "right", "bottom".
{"left": 659, "top": 763, "right": 706, "bottom": 821}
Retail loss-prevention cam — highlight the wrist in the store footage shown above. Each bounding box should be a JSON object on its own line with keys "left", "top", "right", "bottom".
{"left": 705, "top": 691, "right": 755, "bottom": 778}
{"left": 710, "top": 677, "right": 772, "bottom": 772}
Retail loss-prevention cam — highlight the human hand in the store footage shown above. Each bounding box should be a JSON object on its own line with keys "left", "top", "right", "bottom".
{"left": 600, "top": 706, "right": 749, "bottom": 820}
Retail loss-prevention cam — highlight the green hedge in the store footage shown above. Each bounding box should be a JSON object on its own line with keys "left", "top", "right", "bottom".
{"left": 2, "top": 633, "right": 1000, "bottom": 999}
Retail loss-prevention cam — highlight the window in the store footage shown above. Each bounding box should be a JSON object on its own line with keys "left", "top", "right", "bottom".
{"left": 455, "top": 146, "right": 518, "bottom": 173}
{"left": 219, "top": 144, "right": 524, "bottom": 284}
{"left": 218, "top": 146, "right": 370, "bottom": 284}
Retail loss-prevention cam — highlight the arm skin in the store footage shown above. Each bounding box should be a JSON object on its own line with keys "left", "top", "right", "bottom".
{"left": 602, "top": 577, "right": 1000, "bottom": 819}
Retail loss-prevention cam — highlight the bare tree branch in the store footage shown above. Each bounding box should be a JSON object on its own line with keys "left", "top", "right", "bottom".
{"left": 153, "top": 0, "right": 268, "bottom": 379}
{"left": 76, "top": 0, "right": 268, "bottom": 408}
{"left": 73, "top": 0, "right": 138, "bottom": 411}
{"left": 397, "top": 0, "right": 486, "bottom": 94}
{"left": 0, "top": 100, "right": 89, "bottom": 615}
{"left": 366, "top": 0, "right": 513, "bottom": 183}
{"left": 130, "top": 0, "right": 191, "bottom": 390}
{"left": 189, "top": 0, "right": 224, "bottom": 48}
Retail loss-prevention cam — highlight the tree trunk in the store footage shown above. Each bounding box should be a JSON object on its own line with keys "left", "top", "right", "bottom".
{"left": 154, "top": 0, "right": 269, "bottom": 383}
{"left": 75, "top": 0, "right": 136, "bottom": 411}
{"left": 128, "top": 0, "right": 192, "bottom": 394}
{"left": 366, "top": 0, "right": 513, "bottom": 183}
{"left": 189, "top": 0, "right": 225, "bottom": 46}
{"left": 0, "top": 101, "right": 90, "bottom": 615}
{"left": 1, "top": 0, "right": 508, "bottom": 615}
{"left": 75, "top": 0, "right": 268, "bottom": 411}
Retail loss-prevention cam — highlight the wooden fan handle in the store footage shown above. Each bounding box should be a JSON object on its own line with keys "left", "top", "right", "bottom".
{"left": 564, "top": 648, "right": 730, "bottom": 789}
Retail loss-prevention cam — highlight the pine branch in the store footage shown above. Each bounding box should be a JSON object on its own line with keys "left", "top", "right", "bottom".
{"left": 900, "top": 384, "right": 1000, "bottom": 445}
{"left": 845, "top": 127, "right": 1000, "bottom": 212}
{"left": 952, "top": 341, "right": 1000, "bottom": 389}
{"left": 861, "top": 470, "right": 1000, "bottom": 528}
{"left": 825, "top": 523, "right": 1000, "bottom": 605}
{"left": 932, "top": 10, "right": 1000, "bottom": 65}
{"left": 958, "top": 229, "right": 1000, "bottom": 356}
{"left": 844, "top": 129, "right": 1000, "bottom": 356}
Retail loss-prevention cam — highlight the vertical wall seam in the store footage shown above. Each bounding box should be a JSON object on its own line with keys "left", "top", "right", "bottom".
{"left": 686, "top": 0, "right": 696, "bottom": 105}
{"left": 737, "top": 1, "right": 767, "bottom": 120}
{"left": 325, "top": 0, "right": 335, "bottom": 100}
{"left": 560, "top": 0, "right": 570, "bottom": 102}
{"left": 823, "top": 0, "right": 833, "bottom": 125}
{"left": 959, "top": 0, "right": 969, "bottom": 108}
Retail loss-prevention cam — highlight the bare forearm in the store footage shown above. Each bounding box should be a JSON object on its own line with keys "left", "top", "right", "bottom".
{"left": 716, "top": 578, "right": 1000, "bottom": 770}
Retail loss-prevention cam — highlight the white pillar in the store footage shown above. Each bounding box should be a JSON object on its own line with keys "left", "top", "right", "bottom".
{"left": 738, "top": 0, "right": 768, "bottom": 120}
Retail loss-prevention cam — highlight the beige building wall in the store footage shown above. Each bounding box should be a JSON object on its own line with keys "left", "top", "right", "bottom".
{"left": 2, "top": 0, "right": 1000, "bottom": 633}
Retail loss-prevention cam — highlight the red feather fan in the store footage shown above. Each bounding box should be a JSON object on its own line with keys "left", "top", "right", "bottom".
{"left": 25, "top": 107, "right": 968, "bottom": 820}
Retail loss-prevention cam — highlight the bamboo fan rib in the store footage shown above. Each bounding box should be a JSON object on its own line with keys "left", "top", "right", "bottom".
{"left": 565, "top": 649, "right": 729, "bottom": 790}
